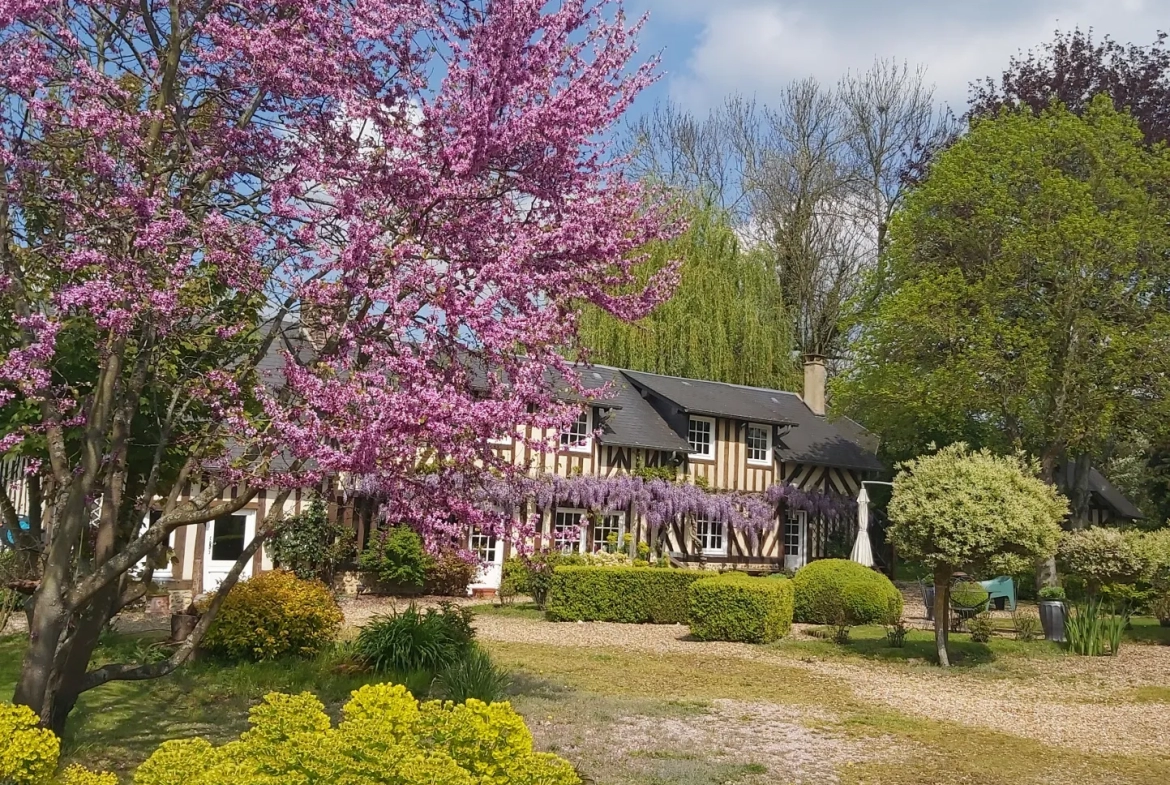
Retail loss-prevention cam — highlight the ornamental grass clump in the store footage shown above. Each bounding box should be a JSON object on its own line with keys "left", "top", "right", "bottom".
{"left": 201, "top": 570, "right": 343, "bottom": 662}
{"left": 132, "top": 685, "right": 580, "bottom": 785}
{"left": 1065, "top": 599, "right": 1128, "bottom": 656}
{"left": 355, "top": 603, "right": 475, "bottom": 675}
{"left": 434, "top": 645, "right": 511, "bottom": 704}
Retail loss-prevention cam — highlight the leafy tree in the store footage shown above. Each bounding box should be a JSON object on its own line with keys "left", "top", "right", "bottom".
{"left": 269, "top": 497, "right": 355, "bottom": 583}
{"left": 578, "top": 202, "right": 797, "bottom": 389}
{"left": 0, "top": 0, "right": 669, "bottom": 731}
{"left": 970, "top": 28, "right": 1170, "bottom": 146}
{"left": 888, "top": 444, "right": 1066, "bottom": 666}
{"left": 837, "top": 99, "right": 1170, "bottom": 511}
{"left": 1057, "top": 527, "right": 1148, "bottom": 596}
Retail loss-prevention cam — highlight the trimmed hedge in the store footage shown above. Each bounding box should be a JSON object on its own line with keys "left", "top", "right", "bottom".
{"left": 791, "top": 558, "right": 901, "bottom": 624}
{"left": 688, "top": 573, "right": 794, "bottom": 643}
{"left": 545, "top": 566, "right": 705, "bottom": 623}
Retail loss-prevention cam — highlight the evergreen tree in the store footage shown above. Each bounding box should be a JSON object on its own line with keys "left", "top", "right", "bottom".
{"left": 578, "top": 203, "right": 797, "bottom": 389}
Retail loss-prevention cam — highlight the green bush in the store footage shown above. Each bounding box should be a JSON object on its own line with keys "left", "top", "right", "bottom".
{"left": 269, "top": 496, "right": 356, "bottom": 583}
{"left": 354, "top": 603, "right": 474, "bottom": 674}
{"left": 426, "top": 549, "right": 477, "bottom": 596}
{"left": 966, "top": 611, "right": 994, "bottom": 643}
{"left": 133, "top": 685, "right": 580, "bottom": 785}
{"left": 546, "top": 566, "right": 705, "bottom": 623}
{"left": 358, "top": 526, "right": 431, "bottom": 590}
{"left": 1058, "top": 527, "right": 1148, "bottom": 595}
{"left": 687, "top": 573, "right": 793, "bottom": 643}
{"left": 202, "top": 570, "right": 343, "bottom": 661}
{"left": 791, "top": 559, "right": 902, "bottom": 624}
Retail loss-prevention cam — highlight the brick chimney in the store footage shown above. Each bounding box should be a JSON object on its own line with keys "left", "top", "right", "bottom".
{"left": 802, "top": 355, "right": 826, "bottom": 416}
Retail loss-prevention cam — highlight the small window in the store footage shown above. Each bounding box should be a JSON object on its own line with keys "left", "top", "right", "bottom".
{"left": 591, "top": 513, "right": 624, "bottom": 553}
{"left": 553, "top": 509, "right": 585, "bottom": 553}
{"left": 746, "top": 423, "right": 771, "bottom": 465}
{"left": 470, "top": 530, "right": 497, "bottom": 562}
{"left": 688, "top": 416, "right": 715, "bottom": 460}
{"left": 560, "top": 409, "right": 592, "bottom": 452}
{"left": 695, "top": 515, "right": 725, "bottom": 555}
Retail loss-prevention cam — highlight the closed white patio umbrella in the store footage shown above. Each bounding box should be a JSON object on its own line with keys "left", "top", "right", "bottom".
{"left": 851, "top": 485, "right": 875, "bottom": 567}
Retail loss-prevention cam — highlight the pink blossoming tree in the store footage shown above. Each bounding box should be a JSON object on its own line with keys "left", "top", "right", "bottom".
{"left": 0, "top": 0, "right": 674, "bottom": 730}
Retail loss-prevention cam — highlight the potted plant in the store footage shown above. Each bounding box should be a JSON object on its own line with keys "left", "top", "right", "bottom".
{"left": 1038, "top": 585, "right": 1067, "bottom": 642}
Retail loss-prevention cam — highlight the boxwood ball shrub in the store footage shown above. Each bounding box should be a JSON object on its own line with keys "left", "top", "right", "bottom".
{"left": 202, "top": 569, "right": 343, "bottom": 661}
{"left": 791, "top": 559, "right": 902, "bottom": 624}
{"left": 688, "top": 573, "right": 794, "bottom": 643}
{"left": 132, "top": 685, "right": 579, "bottom": 785}
{"left": 545, "top": 566, "right": 705, "bottom": 623}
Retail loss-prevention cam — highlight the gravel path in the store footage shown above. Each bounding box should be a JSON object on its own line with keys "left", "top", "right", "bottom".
{"left": 466, "top": 613, "right": 1170, "bottom": 758}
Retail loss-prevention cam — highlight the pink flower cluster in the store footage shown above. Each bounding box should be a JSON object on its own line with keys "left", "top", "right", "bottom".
{"left": 0, "top": 1, "right": 677, "bottom": 543}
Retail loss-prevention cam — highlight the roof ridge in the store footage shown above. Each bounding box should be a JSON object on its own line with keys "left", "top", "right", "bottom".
{"left": 582, "top": 363, "right": 805, "bottom": 399}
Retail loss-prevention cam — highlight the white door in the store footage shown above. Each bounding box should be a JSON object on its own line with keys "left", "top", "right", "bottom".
{"left": 469, "top": 531, "right": 502, "bottom": 590}
{"left": 783, "top": 510, "right": 807, "bottom": 571}
{"left": 203, "top": 511, "right": 256, "bottom": 590}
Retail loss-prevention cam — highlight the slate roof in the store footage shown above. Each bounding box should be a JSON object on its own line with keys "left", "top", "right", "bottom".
{"left": 1058, "top": 462, "right": 1143, "bottom": 520}
{"left": 618, "top": 369, "right": 884, "bottom": 472}
{"left": 577, "top": 367, "right": 692, "bottom": 452}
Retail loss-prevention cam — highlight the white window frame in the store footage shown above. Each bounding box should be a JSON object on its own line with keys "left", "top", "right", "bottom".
{"left": 784, "top": 509, "right": 807, "bottom": 565}
{"left": 746, "top": 423, "right": 772, "bottom": 466}
{"left": 688, "top": 415, "right": 716, "bottom": 461}
{"left": 590, "top": 511, "right": 625, "bottom": 553}
{"left": 469, "top": 529, "right": 498, "bottom": 561}
{"left": 553, "top": 508, "right": 586, "bottom": 553}
{"left": 560, "top": 408, "right": 593, "bottom": 453}
{"left": 695, "top": 515, "right": 726, "bottom": 556}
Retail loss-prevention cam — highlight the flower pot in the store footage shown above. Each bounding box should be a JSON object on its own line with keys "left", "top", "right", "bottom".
{"left": 1039, "top": 600, "right": 1066, "bottom": 642}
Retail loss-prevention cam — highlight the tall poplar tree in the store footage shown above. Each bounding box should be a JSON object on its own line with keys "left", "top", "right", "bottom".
{"left": 578, "top": 203, "right": 798, "bottom": 389}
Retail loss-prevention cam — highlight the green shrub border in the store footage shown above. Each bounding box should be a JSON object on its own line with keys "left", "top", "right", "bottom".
{"left": 545, "top": 566, "right": 705, "bottom": 623}
{"left": 688, "top": 572, "right": 794, "bottom": 643}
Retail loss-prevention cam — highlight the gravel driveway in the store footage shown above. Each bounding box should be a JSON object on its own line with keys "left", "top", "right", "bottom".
{"left": 464, "top": 612, "right": 1170, "bottom": 757}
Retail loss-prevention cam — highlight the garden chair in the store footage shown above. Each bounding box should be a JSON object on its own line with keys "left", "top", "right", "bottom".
{"left": 949, "top": 582, "right": 991, "bottom": 625}
{"left": 977, "top": 576, "right": 1016, "bottom": 611}
{"left": 919, "top": 578, "right": 936, "bottom": 621}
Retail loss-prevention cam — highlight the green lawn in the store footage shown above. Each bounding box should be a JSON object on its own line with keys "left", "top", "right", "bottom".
{"left": 3, "top": 619, "right": 1169, "bottom": 784}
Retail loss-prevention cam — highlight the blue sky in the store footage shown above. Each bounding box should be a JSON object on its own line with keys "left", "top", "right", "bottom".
{"left": 624, "top": 0, "right": 1167, "bottom": 116}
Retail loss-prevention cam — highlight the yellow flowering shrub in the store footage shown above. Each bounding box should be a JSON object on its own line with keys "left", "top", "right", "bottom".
{"left": 57, "top": 766, "right": 118, "bottom": 785}
{"left": 133, "top": 684, "right": 579, "bottom": 785}
{"left": 0, "top": 702, "right": 59, "bottom": 785}
{"left": 201, "top": 569, "right": 343, "bottom": 661}
{"left": 0, "top": 703, "right": 116, "bottom": 785}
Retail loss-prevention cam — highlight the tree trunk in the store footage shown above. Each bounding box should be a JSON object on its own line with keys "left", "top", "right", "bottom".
{"left": 1035, "top": 450, "right": 1061, "bottom": 588}
{"left": 933, "top": 565, "right": 951, "bottom": 667}
{"left": 1069, "top": 453, "right": 1093, "bottom": 529}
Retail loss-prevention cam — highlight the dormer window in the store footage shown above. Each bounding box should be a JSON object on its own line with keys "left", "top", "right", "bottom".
{"left": 561, "top": 409, "right": 592, "bottom": 453}
{"left": 688, "top": 416, "right": 715, "bottom": 460}
{"left": 746, "top": 423, "right": 772, "bottom": 466}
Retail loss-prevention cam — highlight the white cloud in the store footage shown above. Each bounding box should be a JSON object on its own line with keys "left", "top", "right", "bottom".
{"left": 653, "top": 0, "right": 1167, "bottom": 112}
